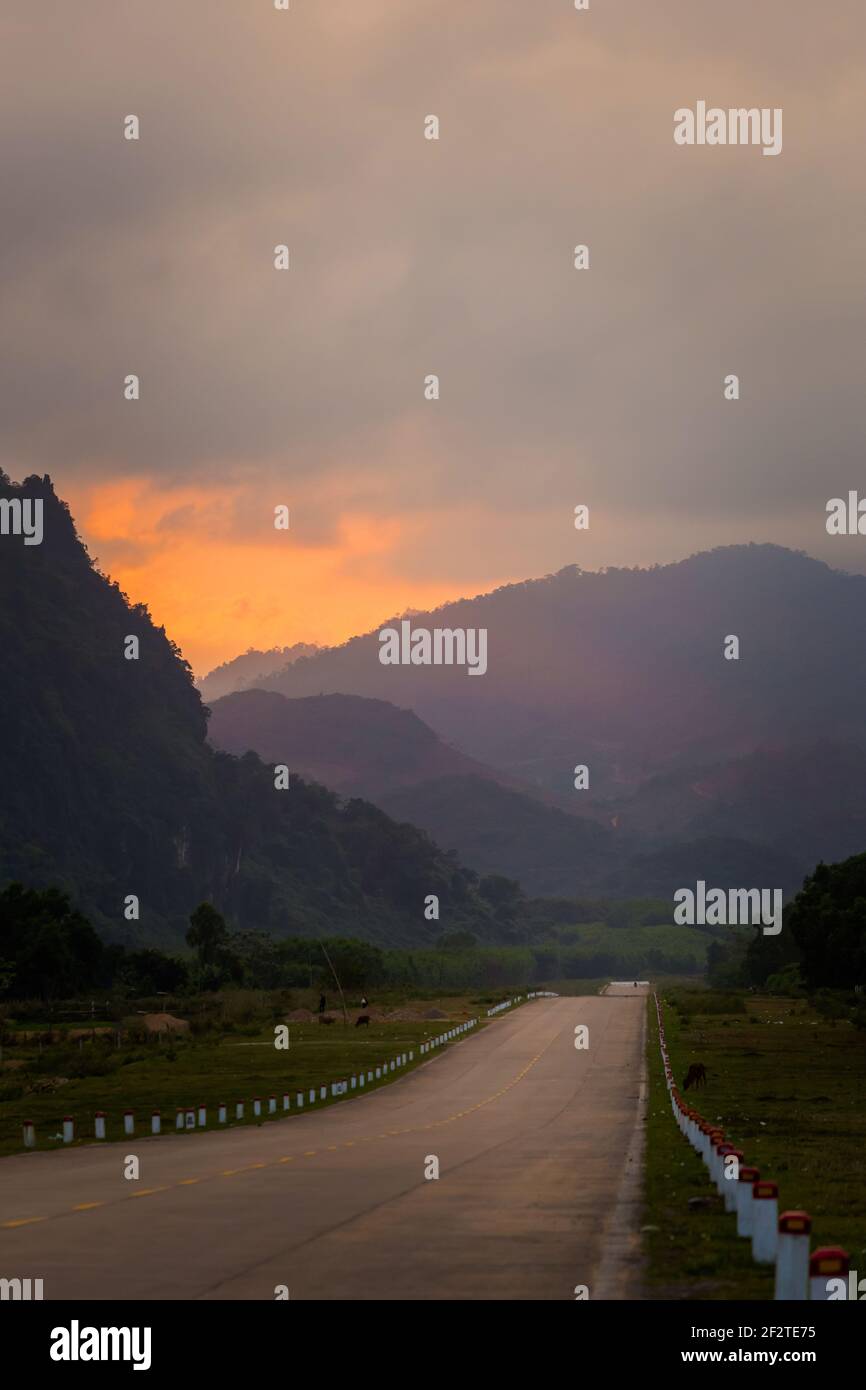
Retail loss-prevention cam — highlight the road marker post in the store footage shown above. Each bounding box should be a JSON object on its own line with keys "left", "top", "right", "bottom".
{"left": 809, "top": 1246, "right": 849, "bottom": 1301}
{"left": 704, "top": 1122, "right": 722, "bottom": 1160}
{"left": 712, "top": 1141, "right": 734, "bottom": 1190}
{"left": 735, "top": 1166, "right": 760, "bottom": 1236}
{"left": 722, "top": 1149, "right": 744, "bottom": 1211}
{"left": 751, "top": 1181, "right": 779, "bottom": 1264}
{"left": 774, "top": 1211, "right": 812, "bottom": 1300}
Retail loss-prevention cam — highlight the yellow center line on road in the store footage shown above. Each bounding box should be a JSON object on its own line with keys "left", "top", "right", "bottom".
{"left": 5, "top": 1028, "right": 562, "bottom": 1229}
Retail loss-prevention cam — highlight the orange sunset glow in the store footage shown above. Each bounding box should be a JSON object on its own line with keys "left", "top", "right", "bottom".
{"left": 65, "top": 476, "right": 509, "bottom": 676}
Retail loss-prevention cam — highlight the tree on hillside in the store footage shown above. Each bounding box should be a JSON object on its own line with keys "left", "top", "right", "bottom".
{"left": 786, "top": 855, "right": 866, "bottom": 989}
{"left": 187, "top": 903, "right": 228, "bottom": 965}
{"left": 743, "top": 918, "right": 799, "bottom": 987}
{"left": 120, "top": 948, "right": 189, "bottom": 996}
{"left": 0, "top": 883, "right": 104, "bottom": 998}
{"left": 315, "top": 938, "right": 385, "bottom": 991}
{"left": 479, "top": 875, "right": 523, "bottom": 922}
{"left": 186, "top": 902, "right": 242, "bottom": 990}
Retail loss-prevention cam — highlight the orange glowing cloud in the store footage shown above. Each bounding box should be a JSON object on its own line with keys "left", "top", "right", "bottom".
{"left": 65, "top": 475, "right": 494, "bottom": 677}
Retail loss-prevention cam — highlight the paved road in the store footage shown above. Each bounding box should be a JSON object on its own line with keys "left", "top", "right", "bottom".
{"left": 0, "top": 993, "right": 648, "bottom": 1300}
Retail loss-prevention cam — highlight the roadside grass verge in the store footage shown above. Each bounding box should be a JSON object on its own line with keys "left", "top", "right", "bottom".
{"left": 643, "top": 990, "right": 866, "bottom": 1299}
{"left": 0, "top": 1011, "right": 483, "bottom": 1156}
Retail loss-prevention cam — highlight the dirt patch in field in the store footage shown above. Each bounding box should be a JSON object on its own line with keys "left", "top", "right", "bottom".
{"left": 140, "top": 1013, "right": 190, "bottom": 1034}
{"left": 27, "top": 1076, "right": 70, "bottom": 1094}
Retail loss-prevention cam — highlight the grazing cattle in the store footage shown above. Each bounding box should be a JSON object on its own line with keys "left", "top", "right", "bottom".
{"left": 355, "top": 1015, "right": 371, "bottom": 1028}
{"left": 318, "top": 1014, "right": 335, "bottom": 1026}
{"left": 683, "top": 1062, "right": 707, "bottom": 1090}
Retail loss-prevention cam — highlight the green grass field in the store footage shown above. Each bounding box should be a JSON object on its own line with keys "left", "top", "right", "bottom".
{"left": 0, "top": 1000, "right": 490, "bottom": 1156}
{"left": 643, "top": 990, "right": 866, "bottom": 1299}
{"left": 559, "top": 922, "right": 709, "bottom": 970}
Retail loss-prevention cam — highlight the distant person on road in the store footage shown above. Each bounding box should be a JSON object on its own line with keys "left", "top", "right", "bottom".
{"left": 318, "top": 994, "right": 326, "bottom": 1014}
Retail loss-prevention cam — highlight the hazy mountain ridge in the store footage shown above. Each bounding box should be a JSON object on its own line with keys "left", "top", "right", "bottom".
{"left": 229, "top": 544, "right": 866, "bottom": 892}
{"left": 0, "top": 477, "right": 502, "bottom": 949}
{"left": 199, "top": 643, "right": 320, "bottom": 702}
{"left": 207, "top": 691, "right": 816, "bottom": 899}
{"left": 207, "top": 689, "right": 501, "bottom": 799}
{"left": 253, "top": 545, "right": 866, "bottom": 794}
{"left": 5, "top": 478, "right": 860, "bottom": 929}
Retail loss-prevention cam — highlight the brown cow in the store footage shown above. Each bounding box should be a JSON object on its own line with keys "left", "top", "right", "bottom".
{"left": 683, "top": 1063, "right": 707, "bottom": 1090}
{"left": 355, "top": 1015, "right": 371, "bottom": 1028}
{"left": 318, "top": 1014, "right": 335, "bottom": 1026}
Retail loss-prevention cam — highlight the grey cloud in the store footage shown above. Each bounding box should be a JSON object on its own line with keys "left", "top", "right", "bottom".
{"left": 1, "top": 0, "right": 865, "bottom": 567}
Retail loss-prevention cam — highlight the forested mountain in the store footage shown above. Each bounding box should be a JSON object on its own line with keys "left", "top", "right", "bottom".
{"left": 234, "top": 544, "right": 866, "bottom": 892}
{"left": 0, "top": 476, "right": 498, "bottom": 949}
{"left": 5, "top": 474, "right": 858, "bottom": 938}
{"left": 254, "top": 545, "right": 866, "bottom": 798}
{"left": 207, "top": 689, "right": 503, "bottom": 799}
{"left": 207, "top": 693, "right": 806, "bottom": 899}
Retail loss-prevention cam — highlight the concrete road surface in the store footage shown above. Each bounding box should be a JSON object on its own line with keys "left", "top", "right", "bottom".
{"left": 0, "top": 992, "right": 648, "bottom": 1300}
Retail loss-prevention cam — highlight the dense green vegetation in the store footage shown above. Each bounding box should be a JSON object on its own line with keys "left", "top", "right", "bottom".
{"left": 0, "top": 885, "right": 711, "bottom": 1001}
{"left": 706, "top": 852, "right": 866, "bottom": 1026}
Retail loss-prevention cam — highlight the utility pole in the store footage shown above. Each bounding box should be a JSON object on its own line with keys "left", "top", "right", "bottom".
{"left": 318, "top": 941, "right": 349, "bottom": 1026}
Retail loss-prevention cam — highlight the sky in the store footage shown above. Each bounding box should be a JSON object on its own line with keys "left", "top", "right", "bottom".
{"left": 2, "top": 1, "right": 866, "bottom": 675}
